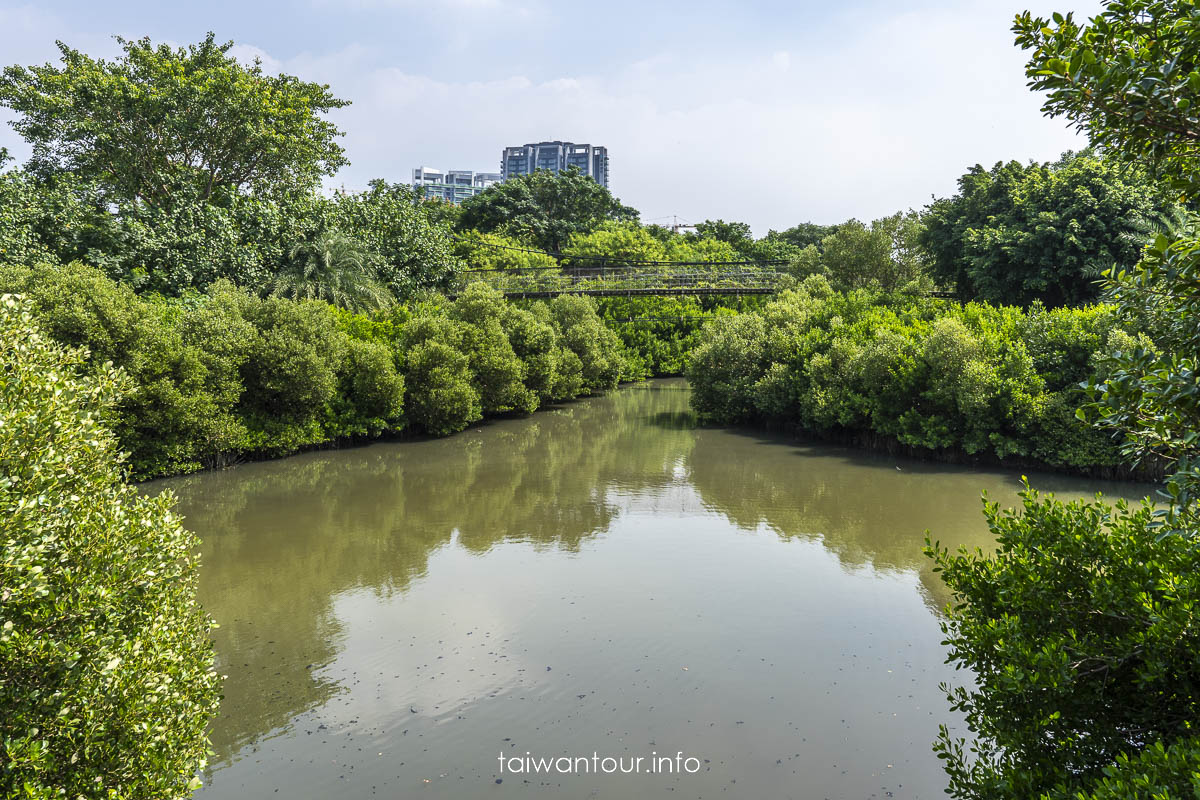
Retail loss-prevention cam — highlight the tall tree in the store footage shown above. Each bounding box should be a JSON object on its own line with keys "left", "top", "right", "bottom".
{"left": 768, "top": 221, "right": 843, "bottom": 251}
{"left": 269, "top": 232, "right": 395, "bottom": 312}
{"left": 0, "top": 33, "right": 349, "bottom": 206}
{"left": 1014, "top": 2, "right": 1200, "bottom": 530}
{"left": 1015, "top": 1, "right": 1200, "bottom": 196}
{"left": 456, "top": 167, "right": 638, "bottom": 253}
{"left": 925, "top": 5, "right": 1200, "bottom": 800}
{"left": 921, "top": 151, "right": 1180, "bottom": 306}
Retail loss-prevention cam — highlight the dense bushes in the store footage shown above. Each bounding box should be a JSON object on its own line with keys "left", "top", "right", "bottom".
{"left": 921, "top": 151, "right": 1181, "bottom": 307}
{"left": 0, "top": 264, "right": 627, "bottom": 479}
{"left": 926, "top": 487, "right": 1200, "bottom": 800}
{"left": 0, "top": 170, "right": 460, "bottom": 302}
{"left": 786, "top": 211, "right": 934, "bottom": 293}
{"left": 687, "top": 276, "right": 1139, "bottom": 474}
{"left": 0, "top": 294, "right": 221, "bottom": 798}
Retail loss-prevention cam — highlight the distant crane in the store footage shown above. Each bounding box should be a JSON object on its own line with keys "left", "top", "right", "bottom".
{"left": 669, "top": 215, "right": 697, "bottom": 234}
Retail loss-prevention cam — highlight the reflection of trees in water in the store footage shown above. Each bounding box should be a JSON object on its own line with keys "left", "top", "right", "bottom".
{"left": 155, "top": 377, "right": 1127, "bottom": 766}
{"left": 685, "top": 428, "right": 1147, "bottom": 611}
{"left": 152, "top": 380, "right": 696, "bottom": 764}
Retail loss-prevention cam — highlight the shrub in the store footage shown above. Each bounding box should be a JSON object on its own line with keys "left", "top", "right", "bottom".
{"left": 449, "top": 283, "right": 537, "bottom": 414}
{"left": 687, "top": 279, "right": 1128, "bottom": 473}
{"left": 0, "top": 263, "right": 252, "bottom": 476}
{"left": 0, "top": 294, "right": 220, "bottom": 798}
{"left": 926, "top": 486, "right": 1200, "bottom": 800}
{"left": 400, "top": 313, "right": 483, "bottom": 435}
{"left": 549, "top": 294, "right": 624, "bottom": 394}
{"left": 235, "top": 294, "right": 350, "bottom": 453}
{"left": 334, "top": 337, "right": 405, "bottom": 436}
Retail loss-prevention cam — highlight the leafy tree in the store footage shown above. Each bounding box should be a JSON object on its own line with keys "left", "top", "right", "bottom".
{"left": 0, "top": 262, "right": 257, "bottom": 477}
{"left": 1014, "top": 2, "right": 1200, "bottom": 196}
{"left": 926, "top": 487, "right": 1200, "bottom": 800}
{"left": 1016, "top": 0, "right": 1200, "bottom": 532}
{"left": 500, "top": 302, "right": 578, "bottom": 403}
{"left": 693, "top": 219, "right": 752, "bottom": 243}
{"left": 0, "top": 164, "right": 459, "bottom": 299}
{"left": 0, "top": 33, "right": 348, "bottom": 206}
{"left": 1084, "top": 232, "right": 1200, "bottom": 534}
{"left": 921, "top": 7, "right": 1200, "bottom": 800}
{"left": 0, "top": 157, "right": 56, "bottom": 268}
{"left": 692, "top": 219, "right": 758, "bottom": 259}
{"left": 562, "top": 221, "right": 668, "bottom": 265}
{"left": 768, "top": 221, "right": 842, "bottom": 251}
{"left": 449, "top": 283, "right": 537, "bottom": 414}
{"left": 270, "top": 231, "right": 395, "bottom": 312}
{"left": 0, "top": 293, "right": 221, "bottom": 798}
{"left": 686, "top": 276, "right": 1126, "bottom": 470}
{"left": 235, "top": 292, "right": 352, "bottom": 453}
{"left": 400, "top": 313, "right": 483, "bottom": 435}
{"left": 921, "top": 151, "right": 1178, "bottom": 306}
{"left": 454, "top": 230, "right": 558, "bottom": 272}
{"left": 549, "top": 294, "right": 625, "bottom": 393}
{"left": 457, "top": 167, "right": 638, "bottom": 252}
{"left": 331, "top": 180, "right": 461, "bottom": 297}
{"left": 789, "top": 212, "right": 932, "bottom": 292}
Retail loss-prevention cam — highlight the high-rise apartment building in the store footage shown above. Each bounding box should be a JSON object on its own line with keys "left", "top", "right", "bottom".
{"left": 501, "top": 141, "right": 609, "bottom": 187}
{"left": 411, "top": 167, "right": 502, "bottom": 204}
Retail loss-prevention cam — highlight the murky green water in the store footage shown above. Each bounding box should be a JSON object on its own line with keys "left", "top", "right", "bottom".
{"left": 155, "top": 379, "right": 1145, "bottom": 799}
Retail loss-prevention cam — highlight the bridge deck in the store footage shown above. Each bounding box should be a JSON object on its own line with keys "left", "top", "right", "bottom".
{"left": 447, "top": 286, "right": 780, "bottom": 300}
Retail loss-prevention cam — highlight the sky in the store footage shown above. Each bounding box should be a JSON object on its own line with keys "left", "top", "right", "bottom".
{"left": 0, "top": 0, "right": 1105, "bottom": 234}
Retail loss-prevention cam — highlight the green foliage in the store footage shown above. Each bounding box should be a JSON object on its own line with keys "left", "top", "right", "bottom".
{"left": 687, "top": 277, "right": 1128, "bottom": 472}
{"left": 0, "top": 262, "right": 254, "bottom": 476}
{"left": 921, "top": 152, "right": 1179, "bottom": 306}
{"left": 1014, "top": 1, "right": 1200, "bottom": 197}
{"left": 924, "top": 7, "right": 1200, "bottom": 800}
{"left": 454, "top": 229, "right": 557, "bottom": 270}
{"left": 791, "top": 212, "right": 932, "bottom": 293}
{"left": 0, "top": 262, "right": 632, "bottom": 476}
{"left": 549, "top": 294, "right": 624, "bottom": 394}
{"left": 768, "top": 221, "right": 843, "bottom": 251}
{"left": 235, "top": 293, "right": 351, "bottom": 453}
{"left": 0, "top": 294, "right": 220, "bottom": 798}
{"left": 562, "top": 221, "right": 668, "bottom": 264}
{"left": 270, "top": 231, "right": 395, "bottom": 312}
{"left": 926, "top": 486, "right": 1200, "bottom": 800}
{"left": 457, "top": 167, "right": 638, "bottom": 252}
{"left": 0, "top": 166, "right": 460, "bottom": 300}
{"left": 1084, "top": 233, "right": 1200, "bottom": 534}
{"left": 448, "top": 283, "right": 537, "bottom": 415}
{"left": 0, "top": 165, "right": 55, "bottom": 268}
{"left": 399, "top": 314, "right": 483, "bottom": 436}
{"left": 330, "top": 180, "right": 461, "bottom": 297}
{"left": 597, "top": 296, "right": 706, "bottom": 377}
{"left": 0, "top": 33, "right": 348, "bottom": 206}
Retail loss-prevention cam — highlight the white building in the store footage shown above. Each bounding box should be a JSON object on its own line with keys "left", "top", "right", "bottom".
{"left": 412, "top": 167, "right": 502, "bottom": 204}
{"left": 500, "top": 142, "right": 609, "bottom": 187}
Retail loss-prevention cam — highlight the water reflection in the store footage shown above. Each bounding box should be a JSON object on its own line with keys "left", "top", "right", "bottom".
{"left": 153, "top": 379, "right": 1148, "bottom": 797}
{"left": 159, "top": 381, "right": 697, "bottom": 762}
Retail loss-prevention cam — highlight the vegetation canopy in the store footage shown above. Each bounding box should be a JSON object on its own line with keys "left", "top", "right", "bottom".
{"left": 0, "top": 33, "right": 349, "bottom": 206}
{"left": 0, "top": 294, "right": 221, "bottom": 799}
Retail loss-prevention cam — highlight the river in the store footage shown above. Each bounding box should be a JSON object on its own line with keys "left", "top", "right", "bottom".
{"left": 153, "top": 378, "right": 1144, "bottom": 799}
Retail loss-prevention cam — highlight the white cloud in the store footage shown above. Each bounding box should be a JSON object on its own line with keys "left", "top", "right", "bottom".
{"left": 288, "top": 4, "right": 1089, "bottom": 233}
{"left": 0, "top": 0, "right": 1100, "bottom": 233}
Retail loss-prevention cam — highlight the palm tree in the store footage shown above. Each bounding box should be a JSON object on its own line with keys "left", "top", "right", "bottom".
{"left": 269, "top": 232, "right": 396, "bottom": 311}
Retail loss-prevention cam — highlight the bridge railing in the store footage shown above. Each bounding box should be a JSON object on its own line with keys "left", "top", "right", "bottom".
{"left": 451, "top": 265, "right": 789, "bottom": 297}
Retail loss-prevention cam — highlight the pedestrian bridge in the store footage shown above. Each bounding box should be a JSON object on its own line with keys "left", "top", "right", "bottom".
{"left": 448, "top": 266, "right": 787, "bottom": 300}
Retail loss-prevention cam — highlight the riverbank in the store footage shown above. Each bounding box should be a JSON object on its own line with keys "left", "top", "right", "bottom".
{"left": 686, "top": 278, "right": 1146, "bottom": 480}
